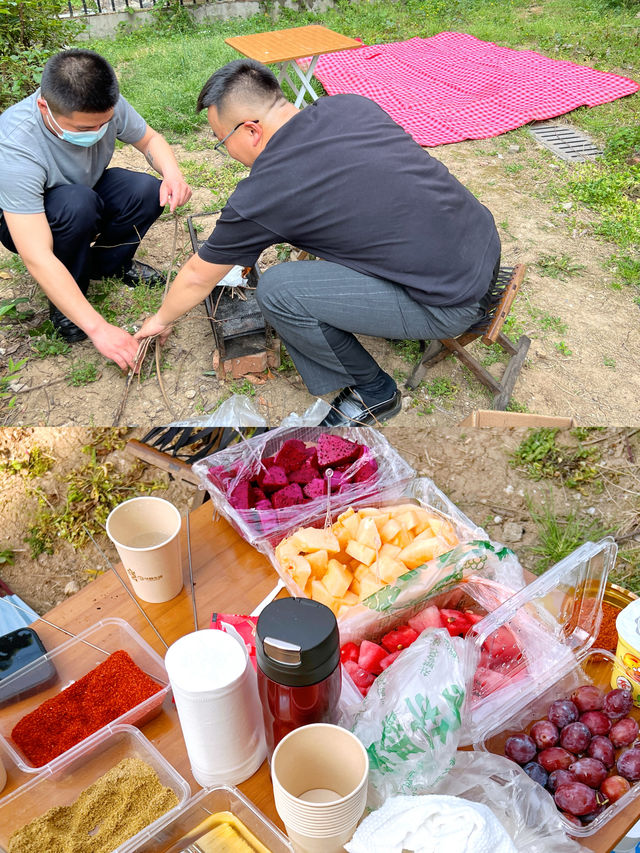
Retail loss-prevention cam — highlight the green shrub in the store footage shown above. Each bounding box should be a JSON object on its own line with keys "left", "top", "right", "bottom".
{"left": 0, "top": 0, "right": 83, "bottom": 109}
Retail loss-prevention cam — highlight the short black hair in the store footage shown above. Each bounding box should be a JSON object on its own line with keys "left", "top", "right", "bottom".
{"left": 196, "top": 59, "right": 283, "bottom": 114}
{"left": 41, "top": 50, "right": 119, "bottom": 115}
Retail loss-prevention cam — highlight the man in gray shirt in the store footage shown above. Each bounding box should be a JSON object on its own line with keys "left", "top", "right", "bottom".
{"left": 0, "top": 49, "right": 191, "bottom": 370}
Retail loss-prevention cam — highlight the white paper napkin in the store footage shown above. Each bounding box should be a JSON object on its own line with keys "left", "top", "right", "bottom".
{"left": 345, "top": 794, "right": 517, "bottom": 853}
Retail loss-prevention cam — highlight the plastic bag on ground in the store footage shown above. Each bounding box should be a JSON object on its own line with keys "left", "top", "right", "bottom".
{"left": 341, "top": 628, "right": 476, "bottom": 808}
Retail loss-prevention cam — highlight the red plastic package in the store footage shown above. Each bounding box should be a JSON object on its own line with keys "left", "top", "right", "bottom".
{"left": 210, "top": 613, "right": 258, "bottom": 671}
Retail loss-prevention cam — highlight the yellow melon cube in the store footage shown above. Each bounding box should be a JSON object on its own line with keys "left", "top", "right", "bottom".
{"left": 353, "top": 561, "right": 372, "bottom": 581}
{"left": 379, "top": 542, "right": 402, "bottom": 559}
{"left": 374, "top": 554, "right": 410, "bottom": 584}
{"left": 310, "top": 579, "right": 339, "bottom": 613}
{"left": 340, "top": 513, "right": 360, "bottom": 538}
{"left": 428, "top": 516, "right": 459, "bottom": 546}
{"left": 358, "top": 507, "right": 385, "bottom": 517}
{"left": 356, "top": 516, "right": 382, "bottom": 551}
{"left": 396, "top": 510, "right": 420, "bottom": 531}
{"left": 306, "top": 549, "right": 329, "bottom": 578}
{"left": 380, "top": 518, "right": 402, "bottom": 543}
{"left": 371, "top": 512, "right": 391, "bottom": 532}
{"left": 290, "top": 555, "right": 312, "bottom": 592}
{"left": 346, "top": 539, "right": 376, "bottom": 567}
{"left": 323, "top": 559, "right": 353, "bottom": 599}
{"left": 342, "top": 590, "right": 359, "bottom": 606}
{"left": 391, "top": 528, "right": 412, "bottom": 549}
{"left": 293, "top": 527, "right": 340, "bottom": 554}
{"left": 358, "top": 572, "right": 385, "bottom": 600}
{"left": 398, "top": 537, "right": 443, "bottom": 569}
{"left": 349, "top": 577, "right": 362, "bottom": 596}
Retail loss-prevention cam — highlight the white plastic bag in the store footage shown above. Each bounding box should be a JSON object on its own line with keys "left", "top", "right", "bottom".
{"left": 430, "top": 752, "right": 590, "bottom": 852}
{"left": 341, "top": 629, "right": 476, "bottom": 808}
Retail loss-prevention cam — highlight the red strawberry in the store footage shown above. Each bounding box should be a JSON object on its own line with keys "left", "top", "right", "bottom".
{"left": 381, "top": 626, "right": 419, "bottom": 653}
{"left": 358, "top": 640, "right": 388, "bottom": 675}
{"left": 439, "top": 609, "right": 472, "bottom": 637}
{"left": 316, "top": 434, "right": 361, "bottom": 469}
{"left": 340, "top": 642, "right": 359, "bottom": 664}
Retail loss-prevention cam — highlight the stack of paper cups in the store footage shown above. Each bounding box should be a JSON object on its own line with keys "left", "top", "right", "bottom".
{"left": 165, "top": 630, "right": 266, "bottom": 787}
{"left": 271, "top": 723, "right": 369, "bottom": 853}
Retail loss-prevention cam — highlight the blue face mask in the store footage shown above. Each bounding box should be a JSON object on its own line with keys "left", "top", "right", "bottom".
{"left": 44, "top": 101, "right": 110, "bottom": 147}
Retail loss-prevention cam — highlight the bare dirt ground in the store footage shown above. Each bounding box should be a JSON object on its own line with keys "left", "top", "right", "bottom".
{"left": 0, "top": 426, "right": 638, "bottom": 615}
{"left": 1, "top": 125, "right": 638, "bottom": 428}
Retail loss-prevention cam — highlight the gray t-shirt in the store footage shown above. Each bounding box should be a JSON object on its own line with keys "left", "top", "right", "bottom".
{"left": 0, "top": 90, "right": 147, "bottom": 216}
{"left": 199, "top": 94, "right": 500, "bottom": 307}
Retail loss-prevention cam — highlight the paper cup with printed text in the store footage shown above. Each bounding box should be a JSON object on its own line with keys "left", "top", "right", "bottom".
{"left": 106, "top": 496, "right": 183, "bottom": 603}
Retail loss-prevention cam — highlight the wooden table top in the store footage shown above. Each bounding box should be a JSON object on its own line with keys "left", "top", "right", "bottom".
{"left": 225, "top": 25, "right": 362, "bottom": 64}
{"left": 3, "top": 500, "right": 636, "bottom": 852}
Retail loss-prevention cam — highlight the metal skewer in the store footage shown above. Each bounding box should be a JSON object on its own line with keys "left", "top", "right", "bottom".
{"left": 186, "top": 512, "right": 198, "bottom": 631}
{"left": 85, "top": 528, "right": 169, "bottom": 650}
{"left": 0, "top": 597, "right": 109, "bottom": 656}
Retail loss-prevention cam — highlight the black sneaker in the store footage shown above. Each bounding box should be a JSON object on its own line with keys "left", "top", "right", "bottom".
{"left": 120, "top": 260, "right": 165, "bottom": 288}
{"left": 320, "top": 387, "right": 402, "bottom": 427}
{"left": 49, "top": 307, "right": 87, "bottom": 343}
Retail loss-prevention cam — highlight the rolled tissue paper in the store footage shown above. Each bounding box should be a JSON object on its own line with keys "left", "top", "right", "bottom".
{"left": 344, "top": 794, "right": 517, "bottom": 853}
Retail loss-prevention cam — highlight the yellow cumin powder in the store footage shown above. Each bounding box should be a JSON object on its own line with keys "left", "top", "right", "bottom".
{"left": 8, "top": 757, "right": 179, "bottom": 853}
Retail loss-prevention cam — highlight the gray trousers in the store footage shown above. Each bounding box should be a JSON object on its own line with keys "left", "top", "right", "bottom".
{"left": 255, "top": 260, "right": 488, "bottom": 395}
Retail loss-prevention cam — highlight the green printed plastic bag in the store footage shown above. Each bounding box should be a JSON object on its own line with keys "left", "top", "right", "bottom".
{"left": 343, "top": 628, "right": 477, "bottom": 808}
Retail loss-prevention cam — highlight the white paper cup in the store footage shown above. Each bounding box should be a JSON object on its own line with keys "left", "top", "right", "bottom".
{"left": 106, "top": 496, "right": 183, "bottom": 603}
{"left": 271, "top": 723, "right": 368, "bottom": 853}
{"left": 165, "top": 630, "right": 266, "bottom": 787}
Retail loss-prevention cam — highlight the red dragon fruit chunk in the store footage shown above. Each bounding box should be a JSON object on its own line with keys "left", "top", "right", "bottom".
{"left": 303, "top": 478, "right": 327, "bottom": 500}
{"left": 274, "top": 439, "right": 309, "bottom": 474}
{"left": 272, "top": 483, "right": 306, "bottom": 508}
{"left": 261, "top": 465, "right": 289, "bottom": 492}
{"left": 229, "top": 479, "right": 252, "bottom": 510}
{"left": 316, "top": 434, "right": 361, "bottom": 469}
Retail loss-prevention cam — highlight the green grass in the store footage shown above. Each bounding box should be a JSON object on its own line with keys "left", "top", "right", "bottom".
{"left": 391, "top": 339, "right": 422, "bottom": 363}
{"left": 88, "top": 279, "right": 164, "bottom": 332}
{"left": 66, "top": 360, "right": 100, "bottom": 387}
{"left": 28, "top": 321, "right": 71, "bottom": 358}
{"left": 537, "top": 254, "right": 586, "bottom": 279}
{"left": 511, "top": 428, "right": 602, "bottom": 490}
{"left": 527, "top": 495, "right": 613, "bottom": 573}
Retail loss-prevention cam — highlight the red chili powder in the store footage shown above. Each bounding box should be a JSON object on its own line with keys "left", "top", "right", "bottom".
{"left": 11, "top": 650, "right": 163, "bottom": 766}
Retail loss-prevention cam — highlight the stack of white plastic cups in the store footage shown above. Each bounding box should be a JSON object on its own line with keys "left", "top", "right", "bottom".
{"left": 271, "top": 723, "right": 369, "bottom": 853}
{"left": 164, "top": 629, "right": 266, "bottom": 787}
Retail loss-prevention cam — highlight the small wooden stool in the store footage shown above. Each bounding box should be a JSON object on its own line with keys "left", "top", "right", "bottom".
{"left": 405, "top": 265, "right": 531, "bottom": 410}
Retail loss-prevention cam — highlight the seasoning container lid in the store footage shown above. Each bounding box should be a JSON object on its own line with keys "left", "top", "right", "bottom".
{"left": 256, "top": 598, "right": 339, "bottom": 688}
{"left": 616, "top": 598, "right": 640, "bottom": 646}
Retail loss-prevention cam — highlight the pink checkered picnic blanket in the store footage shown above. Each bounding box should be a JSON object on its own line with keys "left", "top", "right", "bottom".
{"left": 309, "top": 32, "right": 639, "bottom": 146}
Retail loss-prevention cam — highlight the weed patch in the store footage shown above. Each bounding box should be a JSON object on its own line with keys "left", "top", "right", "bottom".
{"left": 511, "top": 428, "right": 601, "bottom": 490}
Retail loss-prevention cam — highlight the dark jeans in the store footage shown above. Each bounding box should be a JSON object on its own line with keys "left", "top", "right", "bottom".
{"left": 256, "top": 259, "right": 499, "bottom": 395}
{"left": 0, "top": 167, "right": 163, "bottom": 295}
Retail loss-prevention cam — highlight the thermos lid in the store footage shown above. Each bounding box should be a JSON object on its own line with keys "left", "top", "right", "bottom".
{"left": 256, "top": 598, "right": 340, "bottom": 687}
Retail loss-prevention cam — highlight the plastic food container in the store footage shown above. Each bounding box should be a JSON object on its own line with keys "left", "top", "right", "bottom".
{"left": 192, "top": 426, "right": 415, "bottom": 548}
{"left": 0, "top": 618, "right": 170, "bottom": 774}
{"left": 133, "top": 784, "right": 294, "bottom": 852}
{"left": 0, "top": 725, "right": 190, "bottom": 853}
{"left": 474, "top": 537, "right": 638, "bottom": 837}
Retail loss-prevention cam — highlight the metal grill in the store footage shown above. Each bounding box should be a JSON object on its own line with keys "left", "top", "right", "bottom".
{"left": 66, "top": 0, "right": 213, "bottom": 16}
{"left": 529, "top": 122, "right": 603, "bottom": 162}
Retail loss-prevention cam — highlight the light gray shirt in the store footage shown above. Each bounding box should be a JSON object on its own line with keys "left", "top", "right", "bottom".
{"left": 0, "top": 90, "right": 147, "bottom": 216}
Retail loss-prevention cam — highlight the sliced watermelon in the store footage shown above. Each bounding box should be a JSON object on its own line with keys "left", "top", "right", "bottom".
{"left": 440, "top": 609, "right": 472, "bottom": 637}
{"left": 408, "top": 606, "right": 442, "bottom": 634}
{"left": 340, "top": 642, "right": 360, "bottom": 665}
{"left": 343, "top": 659, "right": 376, "bottom": 696}
{"left": 482, "top": 625, "right": 520, "bottom": 666}
{"left": 379, "top": 650, "right": 402, "bottom": 670}
{"left": 358, "top": 640, "right": 387, "bottom": 675}
{"left": 472, "top": 666, "right": 509, "bottom": 698}
{"left": 381, "top": 625, "right": 419, "bottom": 653}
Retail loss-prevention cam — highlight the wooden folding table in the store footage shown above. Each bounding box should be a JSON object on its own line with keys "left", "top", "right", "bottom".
{"left": 225, "top": 25, "right": 362, "bottom": 108}
{"left": 2, "top": 501, "right": 637, "bottom": 851}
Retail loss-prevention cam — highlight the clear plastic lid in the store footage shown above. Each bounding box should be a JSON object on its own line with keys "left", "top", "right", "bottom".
{"left": 468, "top": 537, "right": 617, "bottom": 744}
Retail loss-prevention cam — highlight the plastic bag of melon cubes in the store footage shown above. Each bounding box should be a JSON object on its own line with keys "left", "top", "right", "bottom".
{"left": 192, "top": 427, "right": 414, "bottom": 547}
{"left": 342, "top": 628, "right": 477, "bottom": 808}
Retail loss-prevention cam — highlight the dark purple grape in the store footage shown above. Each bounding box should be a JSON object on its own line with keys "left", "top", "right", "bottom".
{"left": 617, "top": 748, "right": 640, "bottom": 782}
{"left": 554, "top": 782, "right": 598, "bottom": 816}
{"left": 569, "top": 757, "right": 608, "bottom": 788}
{"left": 523, "top": 761, "right": 548, "bottom": 786}
{"left": 601, "top": 775, "right": 631, "bottom": 803}
{"left": 561, "top": 811, "right": 584, "bottom": 827}
{"left": 505, "top": 733, "right": 537, "bottom": 764}
{"left": 610, "top": 717, "right": 639, "bottom": 748}
{"left": 547, "top": 768, "right": 577, "bottom": 793}
{"left": 548, "top": 699, "right": 579, "bottom": 728}
{"left": 571, "top": 685, "right": 605, "bottom": 713}
{"left": 603, "top": 688, "right": 634, "bottom": 720}
{"left": 530, "top": 719, "right": 559, "bottom": 750}
{"left": 538, "top": 747, "right": 574, "bottom": 772}
{"left": 560, "top": 721, "right": 591, "bottom": 754}
{"left": 581, "top": 804, "right": 607, "bottom": 824}
{"left": 587, "top": 735, "right": 615, "bottom": 768}
{"left": 580, "top": 710, "right": 612, "bottom": 736}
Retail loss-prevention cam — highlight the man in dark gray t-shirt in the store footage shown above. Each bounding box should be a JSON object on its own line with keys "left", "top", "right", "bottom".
{"left": 136, "top": 60, "right": 500, "bottom": 425}
{"left": 0, "top": 49, "right": 191, "bottom": 370}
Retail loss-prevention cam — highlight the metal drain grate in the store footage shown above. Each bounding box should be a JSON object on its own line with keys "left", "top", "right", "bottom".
{"left": 529, "top": 122, "right": 603, "bottom": 162}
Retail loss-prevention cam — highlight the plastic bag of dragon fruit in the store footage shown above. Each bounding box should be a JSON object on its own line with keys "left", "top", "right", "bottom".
{"left": 191, "top": 426, "right": 415, "bottom": 548}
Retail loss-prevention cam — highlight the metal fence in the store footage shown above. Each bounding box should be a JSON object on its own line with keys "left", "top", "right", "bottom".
{"left": 66, "top": 0, "right": 215, "bottom": 16}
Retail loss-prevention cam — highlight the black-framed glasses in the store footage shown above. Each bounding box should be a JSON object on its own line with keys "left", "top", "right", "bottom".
{"left": 213, "top": 119, "right": 259, "bottom": 152}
